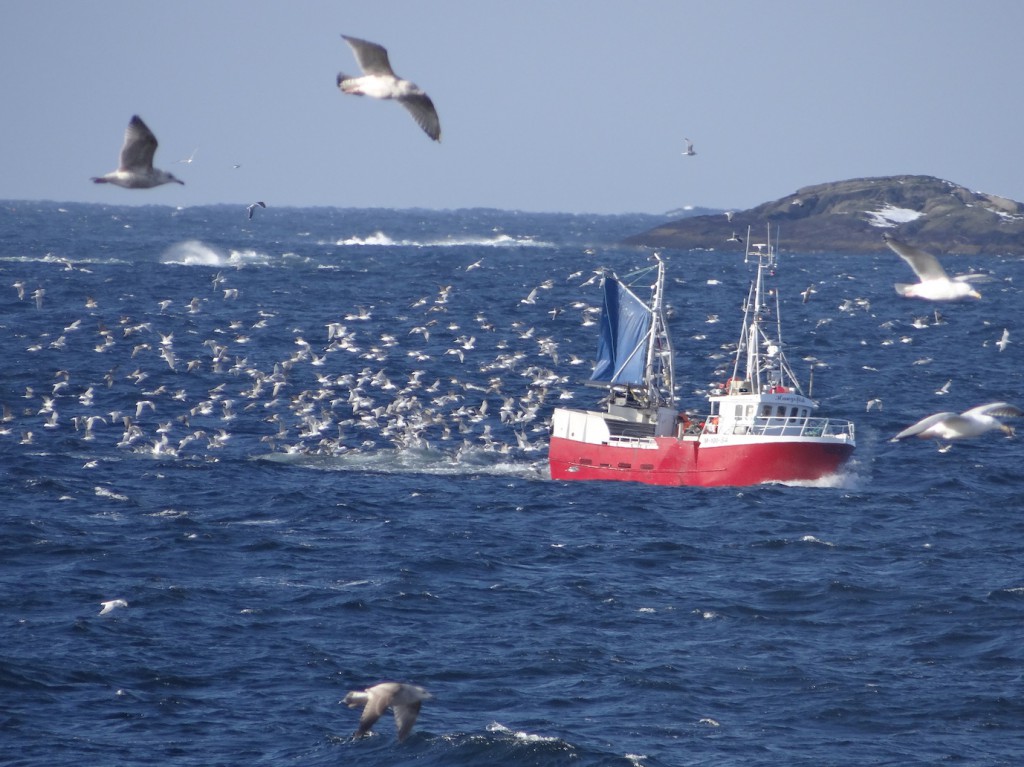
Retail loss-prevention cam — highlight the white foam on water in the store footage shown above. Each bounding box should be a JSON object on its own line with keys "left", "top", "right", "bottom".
{"left": 161, "top": 240, "right": 274, "bottom": 267}
{"left": 255, "top": 445, "right": 549, "bottom": 480}
{"left": 161, "top": 239, "right": 227, "bottom": 265}
{"left": 329, "top": 232, "right": 555, "bottom": 248}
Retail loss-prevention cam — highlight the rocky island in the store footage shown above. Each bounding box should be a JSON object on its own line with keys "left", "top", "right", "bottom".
{"left": 626, "top": 175, "right": 1024, "bottom": 255}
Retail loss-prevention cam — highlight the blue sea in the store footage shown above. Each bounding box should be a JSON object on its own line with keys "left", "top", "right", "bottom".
{"left": 2, "top": 201, "right": 1023, "bottom": 766}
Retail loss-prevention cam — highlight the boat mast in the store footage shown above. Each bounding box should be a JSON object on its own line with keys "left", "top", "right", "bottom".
{"left": 741, "top": 227, "right": 770, "bottom": 394}
{"left": 732, "top": 224, "right": 805, "bottom": 396}
{"left": 645, "top": 254, "right": 675, "bottom": 407}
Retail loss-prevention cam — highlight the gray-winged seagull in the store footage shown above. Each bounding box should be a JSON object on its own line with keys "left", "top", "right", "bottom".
{"left": 891, "top": 402, "right": 1023, "bottom": 442}
{"left": 337, "top": 35, "right": 441, "bottom": 142}
{"left": 343, "top": 681, "right": 432, "bottom": 741}
{"left": 92, "top": 116, "right": 184, "bottom": 189}
{"left": 883, "top": 233, "right": 985, "bottom": 300}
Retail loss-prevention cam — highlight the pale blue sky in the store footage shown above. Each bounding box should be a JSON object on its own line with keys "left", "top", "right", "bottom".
{"left": 3, "top": 1, "right": 1022, "bottom": 214}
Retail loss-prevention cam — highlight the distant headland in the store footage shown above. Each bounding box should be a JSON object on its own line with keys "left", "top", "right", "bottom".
{"left": 626, "top": 175, "right": 1024, "bottom": 255}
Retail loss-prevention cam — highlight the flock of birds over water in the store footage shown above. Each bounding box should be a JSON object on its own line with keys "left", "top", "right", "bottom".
{"left": 35, "top": 32, "right": 1020, "bottom": 742}
{"left": 47, "top": 33, "right": 498, "bottom": 743}
{"left": 878, "top": 233, "right": 1022, "bottom": 442}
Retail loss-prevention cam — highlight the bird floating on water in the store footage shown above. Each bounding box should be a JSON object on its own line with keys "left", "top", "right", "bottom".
{"left": 891, "top": 402, "right": 1023, "bottom": 443}
{"left": 92, "top": 116, "right": 184, "bottom": 189}
{"left": 343, "top": 682, "right": 431, "bottom": 742}
{"left": 337, "top": 35, "right": 441, "bottom": 142}
{"left": 882, "top": 233, "right": 985, "bottom": 301}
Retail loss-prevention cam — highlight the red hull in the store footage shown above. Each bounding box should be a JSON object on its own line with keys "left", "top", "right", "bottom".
{"left": 548, "top": 435, "right": 854, "bottom": 487}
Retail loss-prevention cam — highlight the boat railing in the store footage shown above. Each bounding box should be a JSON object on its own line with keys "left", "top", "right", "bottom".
{"left": 699, "top": 415, "right": 855, "bottom": 440}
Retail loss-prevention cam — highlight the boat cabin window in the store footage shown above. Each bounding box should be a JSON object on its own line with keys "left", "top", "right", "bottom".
{"left": 761, "top": 405, "right": 771, "bottom": 417}
{"left": 776, "top": 406, "right": 786, "bottom": 417}
{"left": 746, "top": 405, "right": 755, "bottom": 418}
{"left": 800, "top": 408, "right": 808, "bottom": 418}
{"left": 790, "top": 407, "right": 799, "bottom": 417}
{"left": 734, "top": 405, "right": 743, "bottom": 417}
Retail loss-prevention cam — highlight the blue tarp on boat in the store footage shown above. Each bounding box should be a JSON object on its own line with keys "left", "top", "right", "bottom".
{"left": 590, "top": 275, "right": 650, "bottom": 386}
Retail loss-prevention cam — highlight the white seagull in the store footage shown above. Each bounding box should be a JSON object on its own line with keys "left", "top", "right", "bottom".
{"left": 99, "top": 599, "right": 128, "bottom": 615}
{"left": 247, "top": 201, "right": 266, "bottom": 220}
{"left": 891, "top": 402, "right": 1023, "bottom": 442}
{"left": 343, "top": 682, "right": 432, "bottom": 742}
{"left": 883, "top": 233, "right": 984, "bottom": 301}
{"left": 92, "top": 116, "right": 184, "bottom": 189}
{"left": 682, "top": 137, "right": 696, "bottom": 156}
{"left": 337, "top": 35, "right": 441, "bottom": 142}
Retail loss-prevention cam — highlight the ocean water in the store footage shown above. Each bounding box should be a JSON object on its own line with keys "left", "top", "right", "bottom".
{"left": 1, "top": 201, "right": 1023, "bottom": 766}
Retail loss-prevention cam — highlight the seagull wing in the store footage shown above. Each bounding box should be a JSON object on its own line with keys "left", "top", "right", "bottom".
{"left": 891, "top": 411, "right": 957, "bottom": 441}
{"left": 392, "top": 700, "right": 423, "bottom": 742}
{"left": 342, "top": 35, "right": 395, "bottom": 76}
{"left": 962, "top": 402, "right": 1024, "bottom": 419}
{"left": 120, "top": 116, "right": 159, "bottom": 171}
{"left": 398, "top": 94, "right": 441, "bottom": 141}
{"left": 355, "top": 689, "right": 391, "bottom": 736}
{"left": 883, "top": 235, "right": 949, "bottom": 281}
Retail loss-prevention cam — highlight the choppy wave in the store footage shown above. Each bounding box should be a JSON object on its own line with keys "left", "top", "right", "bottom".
{"left": 161, "top": 239, "right": 275, "bottom": 267}
{"left": 330, "top": 232, "right": 555, "bottom": 248}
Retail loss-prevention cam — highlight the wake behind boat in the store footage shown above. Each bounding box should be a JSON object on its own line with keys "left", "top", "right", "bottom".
{"left": 548, "top": 226, "right": 855, "bottom": 487}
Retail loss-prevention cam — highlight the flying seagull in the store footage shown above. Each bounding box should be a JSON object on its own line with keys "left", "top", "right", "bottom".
{"left": 882, "top": 233, "right": 985, "bottom": 300}
{"left": 247, "top": 201, "right": 266, "bottom": 220}
{"left": 92, "top": 116, "right": 184, "bottom": 189}
{"left": 682, "top": 137, "right": 696, "bottom": 156}
{"left": 337, "top": 35, "right": 441, "bottom": 142}
{"left": 99, "top": 598, "right": 128, "bottom": 615}
{"left": 343, "top": 682, "right": 432, "bottom": 742}
{"left": 891, "top": 402, "right": 1023, "bottom": 442}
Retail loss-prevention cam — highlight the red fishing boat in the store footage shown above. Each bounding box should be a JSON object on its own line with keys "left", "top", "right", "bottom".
{"left": 549, "top": 227, "right": 855, "bottom": 486}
